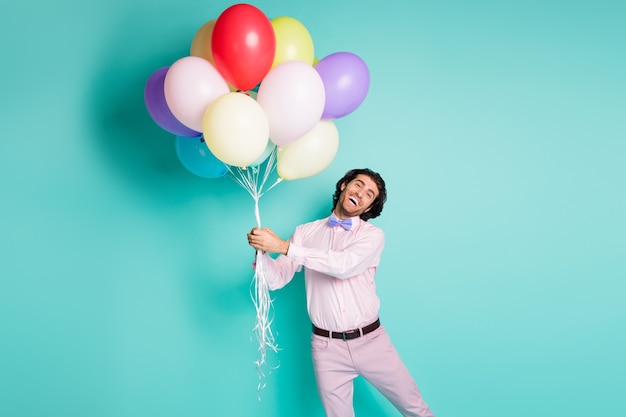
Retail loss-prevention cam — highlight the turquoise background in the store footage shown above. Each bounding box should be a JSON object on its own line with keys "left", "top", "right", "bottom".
{"left": 1, "top": 1, "right": 625, "bottom": 416}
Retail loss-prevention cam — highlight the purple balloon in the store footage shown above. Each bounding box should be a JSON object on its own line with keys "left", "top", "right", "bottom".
{"left": 315, "top": 52, "right": 370, "bottom": 119}
{"left": 144, "top": 67, "right": 200, "bottom": 137}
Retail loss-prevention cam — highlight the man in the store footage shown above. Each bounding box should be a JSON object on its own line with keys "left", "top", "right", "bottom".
{"left": 247, "top": 168, "right": 435, "bottom": 417}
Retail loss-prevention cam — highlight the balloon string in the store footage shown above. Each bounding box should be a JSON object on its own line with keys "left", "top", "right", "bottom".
{"left": 226, "top": 148, "right": 281, "bottom": 400}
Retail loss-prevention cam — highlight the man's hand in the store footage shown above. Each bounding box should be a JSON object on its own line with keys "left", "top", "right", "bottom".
{"left": 247, "top": 227, "right": 290, "bottom": 255}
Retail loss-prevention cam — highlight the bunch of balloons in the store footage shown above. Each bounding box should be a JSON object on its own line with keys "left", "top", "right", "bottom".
{"left": 144, "top": 3, "right": 370, "bottom": 181}
{"left": 144, "top": 4, "right": 370, "bottom": 394}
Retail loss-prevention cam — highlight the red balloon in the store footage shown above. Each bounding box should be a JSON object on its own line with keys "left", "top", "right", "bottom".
{"left": 211, "top": 4, "right": 276, "bottom": 91}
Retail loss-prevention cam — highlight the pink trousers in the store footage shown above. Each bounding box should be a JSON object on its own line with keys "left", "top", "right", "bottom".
{"left": 311, "top": 325, "right": 435, "bottom": 417}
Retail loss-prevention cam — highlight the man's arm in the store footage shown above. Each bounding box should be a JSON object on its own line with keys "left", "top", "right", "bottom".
{"left": 287, "top": 228, "right": 385, "bottom": 279}
{"left": 248, "top": 227, "right": 290, "bottom": 255}
{"left": 248, "top": 227, "right": 299, "bottom": 290}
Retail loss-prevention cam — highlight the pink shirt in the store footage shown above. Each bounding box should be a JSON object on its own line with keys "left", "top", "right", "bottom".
{"left": 260, "top": 215, "right": 385, "bottom": 332}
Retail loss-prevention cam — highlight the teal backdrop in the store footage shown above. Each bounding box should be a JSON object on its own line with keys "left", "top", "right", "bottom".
{"left": 1, "top": 1, "right": 625, "bottom": 416}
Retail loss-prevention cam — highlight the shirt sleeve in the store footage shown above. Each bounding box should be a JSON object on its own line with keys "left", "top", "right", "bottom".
{"left": 287, "top": 226, "right": 385, "bottom": 279}
{"left": 257, "top": 250, "right": 302, "bottom": 291}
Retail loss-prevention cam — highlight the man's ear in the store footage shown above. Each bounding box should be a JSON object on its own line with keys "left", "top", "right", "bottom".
{"left": 340, "top": 182, "right": 346, "bottom": 191}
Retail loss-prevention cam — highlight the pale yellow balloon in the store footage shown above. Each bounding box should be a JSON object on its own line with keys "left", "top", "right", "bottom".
{"left": 277, "top": 120, "right": 339, "bottom": 180}
{"left": 203, "top": 92, "right": 269, "bottom": 167}
{"left": 270, "top": 16, "right": 315, "bottom": 68}
{"left": 190, "top": 19, "right": 216, "bottom": 65}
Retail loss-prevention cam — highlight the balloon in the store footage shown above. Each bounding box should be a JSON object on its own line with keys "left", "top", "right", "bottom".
{"left": 211, "top": 4, "right": 275, "bottom": 91}
{"left": 277, "top": 120, "right": 339, "bottom": 180}
{"left": 190, "top": 19, "right": 217, "bottom": 65}
{"left": 175, "top": 135, "right": 228, "bottom": 178}
{"left": 257, "top": 61, "right": 325, "bottom": 146}
{"left": 249, "top": 141, "right": 276, "bottom": 167}
{"left": 203, "top": 92, "right": 269, "bottom": 167}
{"left": 163, "top": 56, "right": 230, "bottom": 132}
{"left": 144, "top": 67, "right": 200, "bottom": 137}
{"left": 191, "top": 19, "right": 240, "bottom": 92}
{"left": 270, "top": 16, "right": 314, "bottom": 68}
{"left": 315, "top": 52, "right": 370, "bottom": 119}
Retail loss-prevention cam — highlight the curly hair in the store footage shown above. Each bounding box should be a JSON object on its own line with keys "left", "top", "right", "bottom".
{"left": 331, "top": 168, "right": 387, "bottom": 221}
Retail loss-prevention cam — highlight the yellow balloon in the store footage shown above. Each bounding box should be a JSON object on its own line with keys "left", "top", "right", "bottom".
{"left": 277, "top": 120, "right": 339, "bottom": 180}
{"left": 270, "top": 16, "right": 315, "bottom": 68}
{"left": 190, "top": 19, "right": 216, "bottom": 65}
{"left": 203, "top": 92, "right": 269, "bottom": 167}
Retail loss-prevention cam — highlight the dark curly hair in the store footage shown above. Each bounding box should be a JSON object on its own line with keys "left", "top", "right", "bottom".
{"left": 331, "top": 168, "right": 387, "bottom": 221}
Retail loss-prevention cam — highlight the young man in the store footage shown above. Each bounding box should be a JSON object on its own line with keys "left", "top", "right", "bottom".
{"left": 247, "top": 168, "right": 435, "bottom": 417}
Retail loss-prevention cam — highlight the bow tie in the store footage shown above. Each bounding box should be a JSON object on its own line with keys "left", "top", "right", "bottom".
{"left": 329, "top": 214, "right": 352, "bottom": 231}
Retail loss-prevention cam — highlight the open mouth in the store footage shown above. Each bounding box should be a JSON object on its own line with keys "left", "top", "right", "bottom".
{"left": 348, "top": 196, "right": 359, "bottom": 206}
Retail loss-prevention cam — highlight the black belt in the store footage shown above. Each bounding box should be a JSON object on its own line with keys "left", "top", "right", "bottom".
{"left": 312, "top": 318, "right": 380, "bottom": 341}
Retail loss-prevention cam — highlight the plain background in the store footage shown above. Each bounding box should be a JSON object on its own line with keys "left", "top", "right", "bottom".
{"left": 1, "top": 1, "right": 624, "bottom": 416}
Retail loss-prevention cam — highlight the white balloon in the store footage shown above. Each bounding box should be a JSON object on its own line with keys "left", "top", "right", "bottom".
{"left": 164, "top": 56, "right": 229, "bottom": 132}
{"left": 257, "top": 61, "right": 325, "bottom": 146}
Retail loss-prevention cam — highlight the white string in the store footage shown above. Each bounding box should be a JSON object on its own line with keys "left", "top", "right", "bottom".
{"left": 227, "top": 148, "right": 282, "bottom": 400}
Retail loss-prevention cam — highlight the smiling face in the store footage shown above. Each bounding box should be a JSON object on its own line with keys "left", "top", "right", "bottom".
{"left": 334, "top": 174, "right": 380, "bottom": 220}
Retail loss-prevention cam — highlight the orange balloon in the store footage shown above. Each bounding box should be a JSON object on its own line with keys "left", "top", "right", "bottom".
{"left": 190, "top": 19, "right": 217, "bottom": 65}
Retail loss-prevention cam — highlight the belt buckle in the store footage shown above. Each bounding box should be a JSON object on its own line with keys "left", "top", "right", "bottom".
{"left": 342, "top": 328, "right": 361, "bottom": 341}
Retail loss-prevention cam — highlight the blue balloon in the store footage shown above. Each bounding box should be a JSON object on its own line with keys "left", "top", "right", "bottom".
{"left": 175, "top": 135, "right": 228, "bottom": 178}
